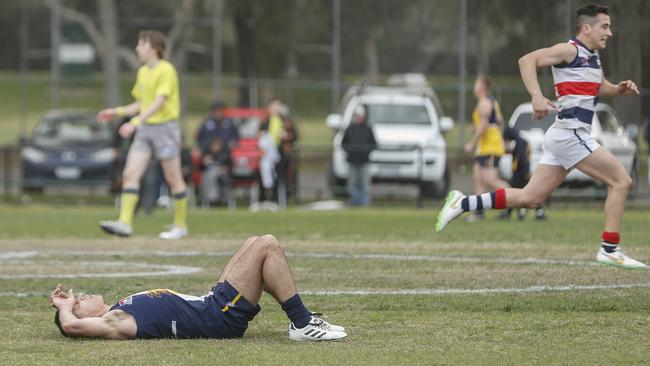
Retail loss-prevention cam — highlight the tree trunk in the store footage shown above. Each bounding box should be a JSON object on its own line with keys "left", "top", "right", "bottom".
{"left": 365, "top": 26, "right": 383, "bottom": 84}
{"left": 98, "top": 0, "right": 120, "bottom": 106}
{"left": 233, "top": 0, "right": 257, "bottom": 107}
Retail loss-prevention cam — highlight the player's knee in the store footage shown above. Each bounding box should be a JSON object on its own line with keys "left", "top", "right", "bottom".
{"left": 257, "top": 234, "right": 282, "bottom": 252}
{"left": 617, "top": 174, "right": 633, "bottom": 192}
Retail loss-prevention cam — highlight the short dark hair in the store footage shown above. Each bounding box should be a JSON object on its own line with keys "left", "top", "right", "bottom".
{"left": 54, "top": 310, "right": 69, "bottom": 337}
{"left": 210, "top": 101, "right": 226, "bottom": 112}
{"left": 138, "top": 30, "right": 166, "bottom": 59}
{"left": 575, "top": 4, "right": 609, "bottom": 33}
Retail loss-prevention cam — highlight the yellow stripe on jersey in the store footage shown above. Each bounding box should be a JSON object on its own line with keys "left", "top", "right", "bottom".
{"left": 131, "top": 59, "right": 180, "bottom": 124}
{"left": 221, "top": 292, "right": 242, "bottom": 312}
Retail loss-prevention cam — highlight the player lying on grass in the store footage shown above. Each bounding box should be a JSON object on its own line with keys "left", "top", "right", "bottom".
{"left": 49, "top": 235, "right": 346, "bottom": 341}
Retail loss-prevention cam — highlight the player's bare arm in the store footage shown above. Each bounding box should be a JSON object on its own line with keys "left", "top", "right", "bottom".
{"left": 518, "top": 43, "right": 576, "bottom": 119}
{"left": 600, "top": 78, "right": 640, "bottom": 98}
{"left": 118, "top": 95, "right": 168, "bottom": 139}
{"left": 50, "top": 285, "right": 135, "bottom": 339}
{"left": 464, "top": 98, "right": 491, "bottom": 154}
{"left": 97, "top": 101, "right": 141, "bottom": 122}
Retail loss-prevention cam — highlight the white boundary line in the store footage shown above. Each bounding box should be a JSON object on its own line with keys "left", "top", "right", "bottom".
{"left": 4, "top": 250, "right": 598, "bottom": 267}
{"left": 2, "top": 283, "right": 650, "bottom": 298}
{"left": 0, "top": 260, "right": 202, "bottom": 279}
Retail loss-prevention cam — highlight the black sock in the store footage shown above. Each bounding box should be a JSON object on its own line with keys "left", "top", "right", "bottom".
{"left": 281, "top": 294, "right": 312, "bottom": 328}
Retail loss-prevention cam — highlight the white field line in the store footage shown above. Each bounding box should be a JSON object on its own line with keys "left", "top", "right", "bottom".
{"left": 2, "top": 283, "right": 650, "bottom": 298}
{"left": 0, "top": 260, "right": 202, "bottom": 279}
{"left": 302, "top": 283, "right": 650, "bottom": 296}
{"left": 6, "top": 250, "right": 598, "bottom": 267}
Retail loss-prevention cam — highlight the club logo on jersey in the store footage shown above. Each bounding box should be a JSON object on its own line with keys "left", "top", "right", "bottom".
{"left": 118, "top": 296, "right": 133, "bottom": 306}
{"left": 146, "top": 289, "right": 179, "bottom": 298}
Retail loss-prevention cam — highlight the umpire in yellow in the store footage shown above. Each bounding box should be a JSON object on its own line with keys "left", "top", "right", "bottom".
{"left": 97, "top": 30, "right": 188, "bottom": 240}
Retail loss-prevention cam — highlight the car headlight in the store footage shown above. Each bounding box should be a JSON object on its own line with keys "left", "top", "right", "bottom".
{"left": 91, "top": 148, "right": 116, "bottom": 163}
{"left": 22, "top": 147, "right": 46, "bottom": 163}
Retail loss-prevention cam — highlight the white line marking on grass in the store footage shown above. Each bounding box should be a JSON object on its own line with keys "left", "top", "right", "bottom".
{"left": 27, "top": 250, "right": 597, "bottom": 267}
{"left": 0, "top": 260, "right": 202, "bottom": 279}
{"left": 2, "top": 283, "right": 650, "bottom": 298}
{"left": 303, "top": 283, "right": 650, "bottom": 296}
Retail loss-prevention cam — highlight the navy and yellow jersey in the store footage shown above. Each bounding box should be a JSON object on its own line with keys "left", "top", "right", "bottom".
{"left": 109, "top": 282, "right": 260, "bottom": 339}
{"left": 472, "top": 96, "right": 506, "bottom": 157}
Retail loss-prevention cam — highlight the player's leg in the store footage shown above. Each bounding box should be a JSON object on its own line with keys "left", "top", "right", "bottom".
{"left": 221, "top": 235, "right": 347, "bottom": 340}
{"left": 158, "top": 156, "right": 189, "bottom": 239}
{"left": 574, "top": 147, "right": 645, "bottom": 268}
{"left": 100, "top": 149, "right": 151, "bottom": 236}
{"left": 435, "top": 164, "right": 565, "bottom": 232}
{"left": 467, "top": 161, "right": 485, "bottom": 221}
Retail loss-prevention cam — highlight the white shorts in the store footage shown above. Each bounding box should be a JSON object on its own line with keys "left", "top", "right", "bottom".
{"left": 539, "top": 125, "right": 600, "bottom": 169}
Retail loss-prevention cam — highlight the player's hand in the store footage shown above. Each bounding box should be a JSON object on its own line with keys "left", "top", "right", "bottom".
{"left": 463, "top": 142, "right": 474, "bottom": 154}
{"left": 119, "top": 122, "right": 136, "bottom": 139}
{"left": 531, "top": 94, "right": 557, "bottom": 120}
{"left": 97, "top": 108, "right": 118, "bottom": 122}
{"left": 617, "top": 80, "right": 639, "bottom": 96}
{"left": 50, "top": 284, "right": 75, "bottom": 310}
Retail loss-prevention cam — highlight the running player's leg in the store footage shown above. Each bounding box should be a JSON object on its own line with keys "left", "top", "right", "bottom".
{"left": 573, "top": 147, "right": 644, "bottom": 268}
{"left": 435, "top": 163, "right": 565, "bottom": 232}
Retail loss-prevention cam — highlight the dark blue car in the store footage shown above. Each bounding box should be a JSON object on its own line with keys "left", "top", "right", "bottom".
{"left": 21, "top": 109, "right": 116, "bottom": 192}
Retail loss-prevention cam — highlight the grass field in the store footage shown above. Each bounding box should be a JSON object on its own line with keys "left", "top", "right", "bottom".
{"left": 1, "top": 204, "right": 649, "bottom": 365}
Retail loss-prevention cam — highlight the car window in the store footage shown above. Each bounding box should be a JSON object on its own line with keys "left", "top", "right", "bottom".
{"left": 33, "top": 115, "right": 111, "bottom": 145}
{"left": 235, "top": 117, "right": 261, "bottom": 138}
{"left": 513, "top": 112, "right": 556, "bottom": 132}
{"left": 366, "top": 104, "right": 431, "bottom": 126}
{"left": 596, "top": 110, "right": 620, "bottom": 132}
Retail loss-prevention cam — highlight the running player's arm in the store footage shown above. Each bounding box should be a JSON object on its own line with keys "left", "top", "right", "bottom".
{"left": 518, "top": 43, "right": 576, "bottom": 119}
{"left": 465, "top": 99, "right": 491, "bottom": 152}
{"left": 600, "top": 78, "right": 640, "bottom": 98}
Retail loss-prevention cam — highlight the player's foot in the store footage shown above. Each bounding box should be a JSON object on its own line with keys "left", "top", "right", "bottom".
{"left": 535, "top": 207, "right": 546, "bottom": 220}
{"left": 497, "top": 209, "right": 511, "bottom": 221}
{"left": 466, "top": 213, "right": 485, "bottom": 222}
{"left": 159, "top": 225, "right": 188, "bottom": 240}
{"left": 517, "top": 208, "right": 527, "bottom": 220}
{"left": 99, "top": 220, "right": 132, "bottom": 237}
{"left": 289, "top": 315, "right": 347, "bottom": 341}
{"left": 596, "top": 247, "right": 647, "bottom": 269}
{"left": 311, "top": 312, "right": 345, "bottom": 332}
{"left": 435, "top": 190, "right": 464, "bottom": 232}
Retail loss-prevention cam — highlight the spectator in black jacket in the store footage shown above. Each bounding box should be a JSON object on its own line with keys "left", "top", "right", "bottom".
{"left": 341, "top": 105, "right": 377, "bottom": 206}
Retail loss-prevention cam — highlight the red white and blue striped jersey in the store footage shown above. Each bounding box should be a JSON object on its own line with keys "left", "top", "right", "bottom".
{"left": 551, "top": 37, "right": 602, "bottom": 128}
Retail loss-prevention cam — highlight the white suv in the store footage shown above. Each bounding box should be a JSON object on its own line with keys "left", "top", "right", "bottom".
{"left": 326, "top": 81, "right": 454, "bottom": 198}
{"left": 498, "top": 102, "right": 638, "bottom": 187}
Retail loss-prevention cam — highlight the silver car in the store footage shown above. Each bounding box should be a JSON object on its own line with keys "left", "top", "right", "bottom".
{"left": 498, "top": 102, "right": 638, "bottom": 188}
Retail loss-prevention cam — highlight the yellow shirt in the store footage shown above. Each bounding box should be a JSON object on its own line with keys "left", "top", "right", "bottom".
{"left": 268, "top": 114, "right": 283, "bottom": 146}
{"left": 131, "top": 60, "right": 180, "bottom": 124}
{"left": 472, "top": 97, "right": 505, "bottom": 156}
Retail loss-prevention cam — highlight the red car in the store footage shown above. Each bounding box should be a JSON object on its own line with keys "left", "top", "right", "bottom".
{"left": 191, "top": 108, "right": 267, "bottom": 189}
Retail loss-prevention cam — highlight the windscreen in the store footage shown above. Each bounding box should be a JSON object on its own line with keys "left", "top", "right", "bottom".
{"left": 366, "top": 104, "right": 431, "bottom": 126}
{"left": 33, "top": 115, "right": 112, "bottom": 146}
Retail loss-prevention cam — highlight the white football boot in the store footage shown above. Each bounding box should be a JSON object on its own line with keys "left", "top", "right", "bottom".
{"left": 159, "top": 225, "right": 188, "bottom": 240}
{"left": 289, "top": 315, "right": 347, "bottom": 341}
{"left": 99, "top": 220, "right": 132, "bottom": 237}
{"left": 596, "top": 247, "right": 647, "bottom": 269}
{"left": 434, "top": 190, "right": 465, "bottom": 232}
